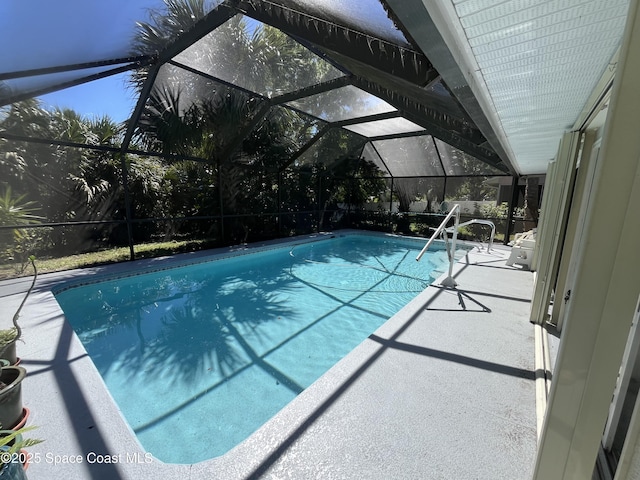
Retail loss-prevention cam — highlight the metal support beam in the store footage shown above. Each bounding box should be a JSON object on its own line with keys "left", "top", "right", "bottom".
{"left": 389, "top": 176, "right": 394, "bottom": 232}
{"left": 277, "top": 171, "right": 282, "bottom": 235}
{"left": 367, "top": 130, "right": 429, "bottom": 142}
{"left": 431, "top": 135, "right": 448, "bottom": 175}
{"left": 0, "top": 63, "right": 147, "bottom": 107}
{"left": 0, "top": 55, "right": 154, "bottom": 81}
{"left": 236, "top": 0, "right": 436, "bottom": 87}
{"left": 369, "top": 142, "right": 393, "bottom": 177}
{"left": 0, "top": 132, "right": 216, "bottom": 164}
{"left": 279, "top": 124, "right": 332, "bottom": 171}
{"left": 504, "top": 175, "right": 520, "bottom": 244}
{"left": 217, "top": 158, "right": 225, "bottom": 242}
{"left": 218, "top": 100, "right": 273, "bottom": 164}
{"left": 332, "top": 110, "right": 402, "bottom": 128}
{"left": 169, "top": 59, "right": 265, "bottom": 99}
{"left": 118, "top": 66, "right": 162, "bottom": 260}
{"left": 442, "top": 176, "right": 447, "bottom": 204}
{"left": 271, "top": 76, "right": 352, "bottom": 105}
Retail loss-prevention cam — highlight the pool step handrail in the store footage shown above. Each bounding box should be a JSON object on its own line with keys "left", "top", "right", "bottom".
{"left": 446, "top": 218, "right": 496, "bottom": 252}
{"left": 416, "top": 204, "right": 460, "bottom": 288}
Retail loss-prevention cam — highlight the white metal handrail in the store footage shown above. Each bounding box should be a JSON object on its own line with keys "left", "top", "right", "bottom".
{"left": 446, "top": 218, "right": 496, "bottom": 252}
{"left": 416, "top": 204, "right": 460, "bottom": 288}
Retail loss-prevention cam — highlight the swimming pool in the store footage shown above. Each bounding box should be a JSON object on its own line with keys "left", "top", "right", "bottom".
{"left": 54, "top": 232, "right": 465, "bottom": 464}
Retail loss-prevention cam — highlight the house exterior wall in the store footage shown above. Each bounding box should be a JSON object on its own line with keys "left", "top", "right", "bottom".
{"left": 624, "top": 428, "right": 640, "bottom": 479}
{"left": 533, "top": 0, "right": 640, "bottom": 477}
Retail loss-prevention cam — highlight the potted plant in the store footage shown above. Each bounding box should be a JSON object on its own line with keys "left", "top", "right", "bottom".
{"left": 0, "top": 256, "right": 36, "bottom": 366}
{"left": 0, "top": 257, "right": 36, "bottom": 432}
{"left": 0, "top": 425, "right": 42, "bottom": 479}
{"left": 0, "top": 368, "right": 27, "bottom": 433}
{"left": 0, "top": 332, "right": 18, "bottom": 368}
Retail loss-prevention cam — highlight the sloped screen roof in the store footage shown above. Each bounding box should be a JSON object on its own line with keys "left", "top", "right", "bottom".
{"left": 0, "top": 0, "right": 513, "bottom": 178}
{"left": 0, "top": 0, "right": 165, "bottom": 72}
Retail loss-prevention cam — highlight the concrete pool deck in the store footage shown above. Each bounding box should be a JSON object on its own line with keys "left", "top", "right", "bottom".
{"left": 0, "top": 232, "right": 537, "bottom": 479}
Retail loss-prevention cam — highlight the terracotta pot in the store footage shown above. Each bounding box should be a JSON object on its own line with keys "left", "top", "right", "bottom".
{"left": 9, "top": 410, "right": 28, "bottom": 433}
{"left": 19, "top": 450, "right": 28, "bottom": 472}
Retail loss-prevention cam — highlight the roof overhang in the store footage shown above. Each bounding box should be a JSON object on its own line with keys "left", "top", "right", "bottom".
{"left": 384, "top": 0, "right": 629, "bottom": 176}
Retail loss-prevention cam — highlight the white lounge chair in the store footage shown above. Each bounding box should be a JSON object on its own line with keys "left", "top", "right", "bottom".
{"left": 506, "top": 229, "right": 536, "bottom": 269}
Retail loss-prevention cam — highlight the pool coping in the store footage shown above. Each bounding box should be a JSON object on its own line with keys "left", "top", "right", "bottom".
{"left": 49, "top": 230, "right": 455, "bottom": 295}
{"left": 1, "top": 230, "right": 534, "bottom": 479}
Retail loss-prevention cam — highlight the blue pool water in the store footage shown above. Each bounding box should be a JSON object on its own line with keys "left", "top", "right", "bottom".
{"left": 55, "top": 233, "right": 461, "bottom": 463}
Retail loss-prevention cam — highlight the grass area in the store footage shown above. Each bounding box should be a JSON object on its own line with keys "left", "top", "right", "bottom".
{"left": 0, "top": 227, "right": 513, "bottom": 282}
{"left": 0, "top": 239, "right": 214, "bottom": 280}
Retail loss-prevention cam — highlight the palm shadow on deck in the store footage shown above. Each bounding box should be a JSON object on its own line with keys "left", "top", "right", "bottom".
{"left": 8, "top": 241, "right": 537, "bottom": 479}
{"left": 244, "top": 253, "right": 537, "bottom": 479}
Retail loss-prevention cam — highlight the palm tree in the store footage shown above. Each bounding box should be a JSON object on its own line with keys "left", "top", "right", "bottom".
{"left": 0, "top": 187, "right": 42, "bottom": 228}
{"left": 129, "top": 0, "right": 392, "bottom": 242}
{"left": 0, "top": 186, "right": 42, "bottom": 269}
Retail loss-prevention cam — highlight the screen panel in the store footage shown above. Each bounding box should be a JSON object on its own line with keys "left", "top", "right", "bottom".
{"left": 434, "top": 138, "right": 504, "bottom": 175}
{"left": 286, "top": 86, "right": 396, "bottom": 122}
{"left": 174, "top": 15, "right": 345, "bottom": 98}
{"left": 372, "top": 136, "right": 444, "bottom": 177}
{"left": 344, "top": 117, "right": 425, "bottom": 138}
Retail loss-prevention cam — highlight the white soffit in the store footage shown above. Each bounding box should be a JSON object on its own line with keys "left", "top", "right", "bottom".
{"left": 450, "top": 0, "right": 629, "bottom": 175}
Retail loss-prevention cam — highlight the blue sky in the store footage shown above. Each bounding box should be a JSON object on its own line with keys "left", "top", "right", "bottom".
{"left": 37, "top": 72, "right": 137, "bottom": 123}
{"left": 2, "top": 0, "right": 403, "bottom": 123}
{"left": 1, "top": 0, "right": 162, "bottom": 122}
